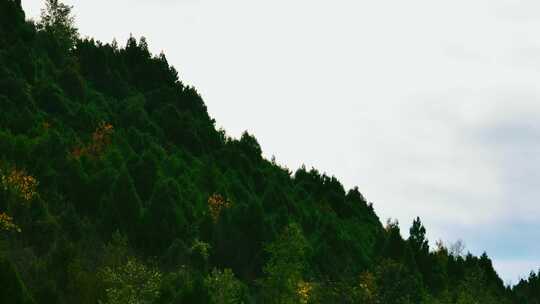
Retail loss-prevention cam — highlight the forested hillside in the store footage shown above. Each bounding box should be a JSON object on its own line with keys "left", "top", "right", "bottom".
{"left": 0, "top": 0, "right": 536, "bottom": 303}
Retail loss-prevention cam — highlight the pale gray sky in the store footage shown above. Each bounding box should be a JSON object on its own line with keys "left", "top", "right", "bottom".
{"left": 22, "top": 0, "right": 540, "bottom": 283}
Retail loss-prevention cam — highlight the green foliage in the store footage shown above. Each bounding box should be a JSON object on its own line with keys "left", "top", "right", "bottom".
{"left": 259, "top": 223, "right": 309, "bottom": 304}
{"left": 142, "top": 178, "right": 187, "bottom": 253}
{"left": 514, "top": 270, "right": 540, "bottom": 304}
{"left": 356, "top": 271, "right": 379, "bottom": 304}
{"left": 455, "top": 267, "right": 499, "bottom": 304}
{"left": 102, "top": 231, "right": 130, "bottom": 268}
{"left": 58, "top": 66, "right": 85, "bottom": 100}
{"left": 33, "top": 82, "right": 70, "bottom": 115}
{"left": 374, "top": 259, "right": 424, "bottom": 304}
{"left": 0, "top": 257, "right": 35, "bottom": 304}
{"left": 105, "top": 167, "right": 142, "bottom": 237}
{"left": 409, "top": 217, "right": 429, "bottom": 255}
{"left": 205, "top": 268, "right": 246, "bottom": 304}
{"left": 190, "top": 239, "right": 211, "bottom": 271}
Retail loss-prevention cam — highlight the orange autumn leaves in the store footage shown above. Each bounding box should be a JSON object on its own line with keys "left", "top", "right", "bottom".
{"left": 1, "top": 167, "right": 39, "bottom": 202}
{"left": 71, "top": 122, "right": 114, "bottom": 159}
{"left": 208, "top": 194, "right": 232, "bottom": 223}
{"left": 0, "top": 166, "right": 39, "bottom": 233}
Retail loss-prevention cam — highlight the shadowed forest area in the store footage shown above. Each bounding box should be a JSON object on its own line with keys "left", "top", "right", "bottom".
{"left": 0, "top": 0, "right": 538, "bottom": 303}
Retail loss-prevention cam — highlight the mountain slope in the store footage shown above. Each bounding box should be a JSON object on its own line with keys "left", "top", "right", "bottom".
{"left": 0, "top": 1, "right": 527, "bottom": 303}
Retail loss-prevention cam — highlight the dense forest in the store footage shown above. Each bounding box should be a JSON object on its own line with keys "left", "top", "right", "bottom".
{"left": 0, "top": 0, "right": 538, "bottom": 303}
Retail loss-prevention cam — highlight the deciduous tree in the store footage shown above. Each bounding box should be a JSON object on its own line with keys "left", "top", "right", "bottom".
{"left": 38, "top": 0, "right": 79, "bottom": 50}
{"left": 259, "top": 223, "right": 309, "bottom": 304}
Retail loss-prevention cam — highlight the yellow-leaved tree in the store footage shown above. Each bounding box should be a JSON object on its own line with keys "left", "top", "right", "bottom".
{"left": 1, "top": 167, "right": 39, "bottom": 202}
{"left": 0, "top": 213, "right": 21, "bottom": 233}
{"left": 99, "top": 257, "right": 162, "bottom": 304}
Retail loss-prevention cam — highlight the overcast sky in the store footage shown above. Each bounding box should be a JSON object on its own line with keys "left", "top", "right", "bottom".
{"left": 22, "top": 0, "right": 540, "bottom": 284}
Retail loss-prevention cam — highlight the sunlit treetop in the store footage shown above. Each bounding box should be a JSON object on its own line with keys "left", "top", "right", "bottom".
{"left": 38, "top": 0, "right": 79, "bottom": 50}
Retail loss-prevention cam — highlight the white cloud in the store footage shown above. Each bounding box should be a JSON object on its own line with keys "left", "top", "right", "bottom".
{"left": 496, "top": 259, "right": 539, "bottom": 286}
